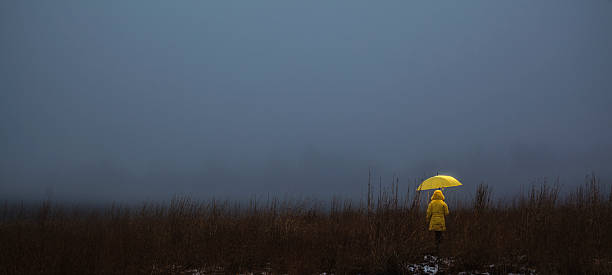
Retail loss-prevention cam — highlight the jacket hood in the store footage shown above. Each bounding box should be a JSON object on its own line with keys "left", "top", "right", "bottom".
{"left": 431, "top": 190, "right": 445, "bottom": 201}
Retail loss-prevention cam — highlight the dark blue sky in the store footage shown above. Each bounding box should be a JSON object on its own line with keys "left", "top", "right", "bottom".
{"left": 1, "top": 1, "right": 611, "bottom": 202}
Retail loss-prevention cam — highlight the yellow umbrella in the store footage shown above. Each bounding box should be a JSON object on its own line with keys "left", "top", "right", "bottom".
{"left": 417, "top": 175, "right": 462, "bottom": 191}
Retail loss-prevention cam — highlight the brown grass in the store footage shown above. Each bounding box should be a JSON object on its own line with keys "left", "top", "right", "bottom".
{"left": 1, "top": 174, "right": 611, "bottom": 274}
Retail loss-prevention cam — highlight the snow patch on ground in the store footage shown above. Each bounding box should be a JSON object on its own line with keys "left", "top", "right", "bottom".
{"left": 406, "top": 255, "right": 451, "bottom": 274}
{"left": 174, "top": 256, "right": 537, "bottom": 274}
{"left": 405, "top": 255, "right": 537, "bottom": 275}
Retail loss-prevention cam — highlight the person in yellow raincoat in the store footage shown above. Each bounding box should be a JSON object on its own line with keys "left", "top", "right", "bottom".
{"left": 427, "top": 189, "right": 449, "bottom": 253}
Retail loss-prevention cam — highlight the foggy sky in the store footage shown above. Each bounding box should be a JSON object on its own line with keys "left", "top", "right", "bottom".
{"left": 1, "top": 1, "right": 611, "bottom": 202}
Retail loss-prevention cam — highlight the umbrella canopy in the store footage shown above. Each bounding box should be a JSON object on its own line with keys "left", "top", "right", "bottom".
{"left": 417, "top": 175, "right": 462, "bottom": 191}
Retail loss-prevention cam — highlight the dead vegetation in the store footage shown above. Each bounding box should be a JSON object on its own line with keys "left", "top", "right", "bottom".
{"left": 1, "top": 174, "right": 611, "bottom": 274}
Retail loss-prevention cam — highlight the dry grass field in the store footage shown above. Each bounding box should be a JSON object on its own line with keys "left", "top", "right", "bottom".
{"left": 1, "top": 175, "right": 611, "bottom": 274}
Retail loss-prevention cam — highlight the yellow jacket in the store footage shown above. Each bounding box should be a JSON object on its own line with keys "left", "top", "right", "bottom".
{"left": 427, "top": 190, "right": 449, "bottom": 231}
